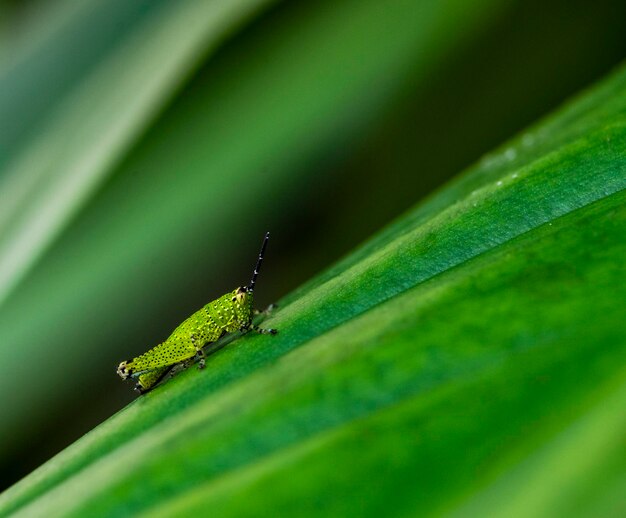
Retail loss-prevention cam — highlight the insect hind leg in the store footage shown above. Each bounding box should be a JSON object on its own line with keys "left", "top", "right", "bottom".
{"left": 135, "top": 365, "right": 175, "bottom": 394}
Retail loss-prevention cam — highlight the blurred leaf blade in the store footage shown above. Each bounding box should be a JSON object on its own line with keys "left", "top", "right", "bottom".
{"left": 0, "top": 0, "right": 168, "bottom": 163}
{"left": 0, "top": 0, "right": 278, "bottom": 307}
{"left": 1, "top": 57, "right": 625, "bottom": 517}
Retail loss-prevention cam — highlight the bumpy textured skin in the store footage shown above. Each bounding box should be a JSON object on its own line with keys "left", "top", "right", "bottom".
{"left": 118, "top": 288, "right": 254, "bottom": 391}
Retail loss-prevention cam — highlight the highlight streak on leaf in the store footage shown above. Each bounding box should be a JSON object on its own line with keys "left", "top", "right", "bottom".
{"left": 284, "top": 62, "right": 626, "bottom": 304}
{"left": 0, "top": 0, "right": 276, "bottom": 308}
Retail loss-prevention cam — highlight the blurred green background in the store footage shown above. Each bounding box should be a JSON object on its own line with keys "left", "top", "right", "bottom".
{"left": 0, "top": 0, "right": 625, "bottom": 492}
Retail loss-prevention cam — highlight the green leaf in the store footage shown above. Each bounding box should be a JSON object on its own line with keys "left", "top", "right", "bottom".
{"left": 1, "top": 53, "right": 625, "bottom": 518}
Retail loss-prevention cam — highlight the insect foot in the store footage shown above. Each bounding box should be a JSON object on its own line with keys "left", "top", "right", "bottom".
{"left": 117, "top": 361, "right": 133, "bottom": 380}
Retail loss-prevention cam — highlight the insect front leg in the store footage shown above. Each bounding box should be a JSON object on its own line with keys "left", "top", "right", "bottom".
{"left": 250, "top": 323, "right": 278, "bottom": 335}
{"left": 253, "top": 303, "right": 277, "bottom": 316}
{"left": 250, "top": 303, "right": 278, "bottom": 335}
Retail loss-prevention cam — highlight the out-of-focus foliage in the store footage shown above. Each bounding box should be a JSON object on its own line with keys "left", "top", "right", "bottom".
{"left": 0, "top": 0, "right": 625, "bottom": 503}
{"left": 1, "top": 54, "right": 625, "bottom": 518}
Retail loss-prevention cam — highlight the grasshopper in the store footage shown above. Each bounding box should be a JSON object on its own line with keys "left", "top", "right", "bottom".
{"left": 117, "top": 232, "right": 277, "bottom": 393}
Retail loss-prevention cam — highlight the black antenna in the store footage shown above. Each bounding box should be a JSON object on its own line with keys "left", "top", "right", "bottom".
{"left": 248, "top": 232, "right": 269, "bottom": 292}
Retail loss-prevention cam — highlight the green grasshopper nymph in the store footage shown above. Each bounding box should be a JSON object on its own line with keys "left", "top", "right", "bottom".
{"left": 117, "top": 232, "right": 277, "bottom": 394}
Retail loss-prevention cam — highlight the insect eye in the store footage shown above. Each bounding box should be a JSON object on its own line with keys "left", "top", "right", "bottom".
{"left": 231, "top": 297, "right": 236, "bottom": 302}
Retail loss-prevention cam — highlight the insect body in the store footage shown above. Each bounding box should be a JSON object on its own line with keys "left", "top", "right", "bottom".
{"left": 117, "top": 232, "right": 277, "bottom": 393}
